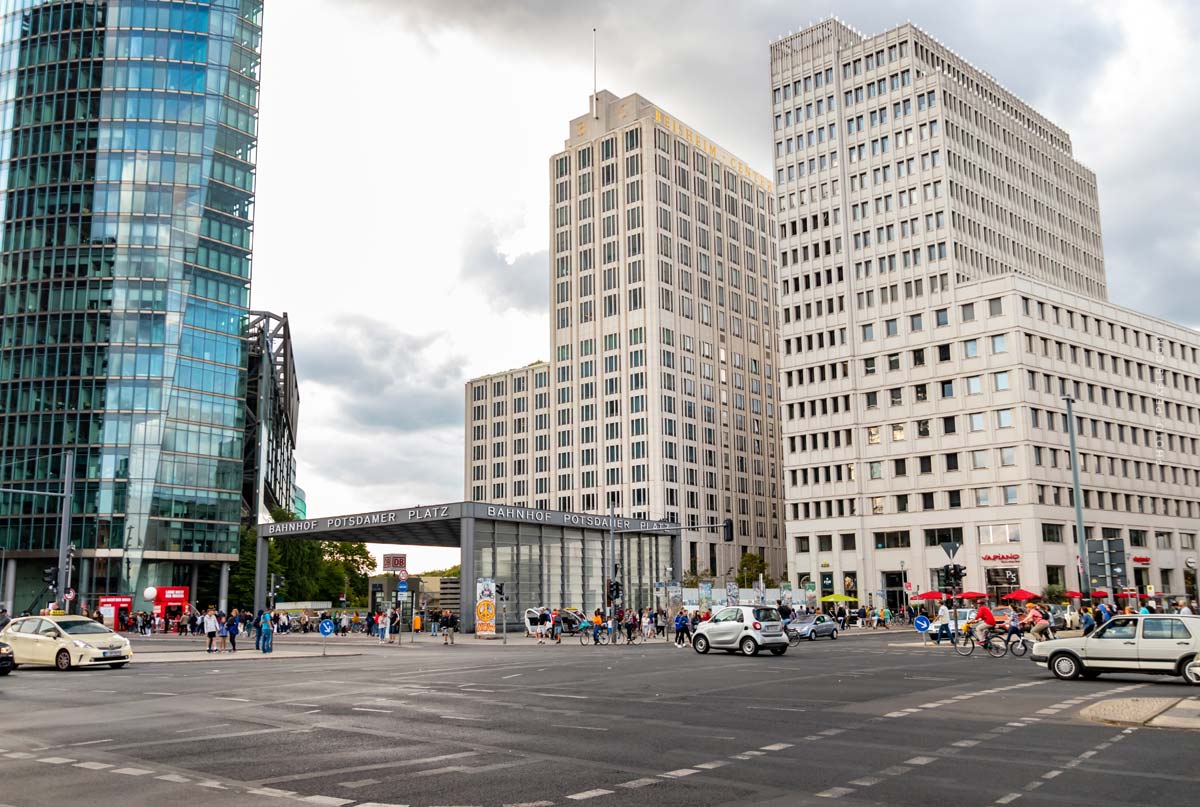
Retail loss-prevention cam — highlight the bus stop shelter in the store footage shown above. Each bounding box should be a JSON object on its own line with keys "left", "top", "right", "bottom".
{"left": 256, "top": 502, "right": 681, "bottom": 632}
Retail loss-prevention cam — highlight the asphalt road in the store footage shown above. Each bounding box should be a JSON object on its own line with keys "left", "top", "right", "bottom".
{"left": 1, "top": 628, "right": 1197, "bottom": 807}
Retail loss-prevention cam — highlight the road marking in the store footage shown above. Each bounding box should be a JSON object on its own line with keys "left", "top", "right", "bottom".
{"left": 905, "top": 757, "right": 936, "bottom": 766}
{"left": 215, "top": 696, "right": 250, "bottom": 702}
{"left": 37, "top": 757, "right": 75, "bottom": 764}
{"left": 740, "top": 750, "right": 766, "bottom": 756}
{"left": 196, "top": 781, "right": 226, "bottom": 789}
{"left": 69, "top": 739, "right": 113, "bottom": 747}
{"left": 461, "top": 688, "right": 495, "bottom": 693}
{"left": 156, "top": 774, "right": 191, "bottom": 783}
{"left": 849, "top": 777, "right": 883, "bottom": 787}
{"left": 761, "top": 743, "right": 794, "bottom": 751}
{"left": 112, "top": 767, "right": 154, "bottom": 776}
{"left": 143, "top": 692, "right": 179, "bottom": 696}
{"left": 352, "top": 707, "right": 392, "bottom": 713}
{"left": 552, "top": 725, "right": 608, "bottom": 731}
{"left": 303, "top": 709, "right": 322, "bottom": 714}
{"left": 660, "top": 768, "right": 699, "bottom": 778}
{"left": 952, "top": 740, "right": 980, "bottom": 748}
{"left": 174, "top": 723, "right": 230, "bottom": 733}
{"left": 440, "top": 715, "right": 486, "bottom": 721}
{"left": 818, "top": 728, "right": 845, "bottom": 736}
{"left": 542, "top": 693, "right": 587, "bottom": 699}
{"left": 694, "top": 761, "right": 728, "bottom": 769}
{"left": 566, "top": 789, "right": 614, "bottom": 800}
{"left": 618, "top": 778, "right": 659, "bottom": 788}
{"left": 249, "top": 788, "right": 296, "bottom": 797}
{"left": 817, "top": 787, "right": 856, "bottom": 798}
{"left": 878, "top": 766, "right": 911, "bottom": 776}
{"left": 75, "top": 762, "right": 114, "bottom": 770}
{"left": 884, "top": 711, "right": 909, "bottom": 718}
{"left": 286, "top": 703, "right": 321, "bottom": 708}
{"left": 501, "top": 674, "right": 523, "bottom": 679}
{"left": 995, "top": 794, "right": 1022, "bottom": 805}
{"left": 338, "top": 779, "right": 380, "bottom": 788}
{"left": 1025, "top": 782, "right": 1044, "bottom": 791}
{"left": 4, "top": 753, "right": 34, "bottom": 759}
{"left": 503, "top": 802, "right": 553, "bottom": 807}
{"left": 747, "top": 705, "right": 807, "bottom": 713}
{"left": 300, "top": 797, "right": 354, "bottom": 806}
{"left": 1079, "top": 750, "right": 1097, "bottom": 759}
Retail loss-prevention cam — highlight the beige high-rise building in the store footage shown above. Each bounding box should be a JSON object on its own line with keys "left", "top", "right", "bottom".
{"left": 772, "top": 20, "right": 1200, "bottom": 609}
{"left": 466, "top": 91, "right": 786, "bottom": 583}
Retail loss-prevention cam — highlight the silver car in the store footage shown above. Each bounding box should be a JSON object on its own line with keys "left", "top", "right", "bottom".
{"left": 789, "top": 613, "right": 839, "bottom": 642}
{"left": 692, "top": 606, "right": 788, "bottom": 656}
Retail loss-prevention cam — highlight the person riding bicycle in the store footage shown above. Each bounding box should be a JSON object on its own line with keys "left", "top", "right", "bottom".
{"left": 973, "top": 600, "right": 998, "bottom": 642}
{"left": 591, "top": 609, "right": 603, "bottom": 644}
{"left": 1020, "top": 602, "right": 1051, "bottom": 642}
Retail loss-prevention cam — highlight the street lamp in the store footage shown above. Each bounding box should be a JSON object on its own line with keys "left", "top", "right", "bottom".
{"left": 1062, "top": 395, "right": 1091, "bottom": 601}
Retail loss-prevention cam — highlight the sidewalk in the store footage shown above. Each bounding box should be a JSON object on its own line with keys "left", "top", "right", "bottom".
{"left": 133, "top": 648, "right": 362, "bottom": 663}
{"left": 1080, "top": 696, "right": 1200, "bottom": 730}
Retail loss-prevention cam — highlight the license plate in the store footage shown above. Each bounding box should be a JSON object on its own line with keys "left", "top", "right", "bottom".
{"left": 103, "top": 651, "right": 121, "bottom": 657}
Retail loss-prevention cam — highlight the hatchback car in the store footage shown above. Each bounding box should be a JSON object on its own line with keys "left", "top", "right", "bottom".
{"left": 0, "top": 615, "right": 132, "bottom": 671}
{"left": 692, "top": 605, "right": 787, "bottom": 656}
{"left": 1031, "top": 613, "right": 1200, "bottom": 683}
{"left": 0, "top": 640, "right": 13, "bottom": 675}
{"left": 789, "top": 613, "right": 838, "bottom": 641}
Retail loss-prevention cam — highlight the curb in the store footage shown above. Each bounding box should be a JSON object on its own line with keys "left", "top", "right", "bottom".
{"left": 1080, "top": 696, "right": 1200, "bottom": 730}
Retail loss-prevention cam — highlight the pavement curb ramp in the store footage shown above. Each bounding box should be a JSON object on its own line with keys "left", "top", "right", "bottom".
{"left": 1080, "top": 697, "right": 1200, "bottom": 730}
{"left": 132, "top": 649, "right": 362, "bottom": 663}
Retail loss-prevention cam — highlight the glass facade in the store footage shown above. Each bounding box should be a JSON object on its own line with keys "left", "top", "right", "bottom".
{"left": 0, "top": 1, "right": 262, "bottom": 607}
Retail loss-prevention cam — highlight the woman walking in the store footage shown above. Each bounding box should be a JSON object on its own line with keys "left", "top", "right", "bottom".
{"left": 227, "top": 609, "right": 240, "bottom": 652}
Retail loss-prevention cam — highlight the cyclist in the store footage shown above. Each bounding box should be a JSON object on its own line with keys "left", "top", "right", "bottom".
{"left": 973, "top": 599, "right": 998, "bottom": 642}
{"left": 591, "top": 609, "right": 603, "bottom": 644}
{"left": 1021, "top": 602, "right": 1052, "bottom": 641}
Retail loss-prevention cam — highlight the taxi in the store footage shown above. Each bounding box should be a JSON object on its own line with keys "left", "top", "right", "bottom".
{"left": 0, "top": 614, "right": 133, "bottom": 671}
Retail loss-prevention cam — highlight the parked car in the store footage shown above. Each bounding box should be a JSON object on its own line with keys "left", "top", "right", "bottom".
{"left": 0, "top": 640, "right": 13, "bottom": 675}
{"left": 523, "top": 607, "right": 587, "bottom": 635}
{"left": 1047, "top": 604, "right": 1079, "bottom": 630}
{"left": 1031, "top": 614, "right": 1200, "bottom": 683}
{"left": 789, "top": 613, "right": 838, "bottom": 641}
{"left": 0, "top": 615, "right": 132, "bottom": 671}
{"left": 692, "top": 605, "right": 787, "bottom": 656}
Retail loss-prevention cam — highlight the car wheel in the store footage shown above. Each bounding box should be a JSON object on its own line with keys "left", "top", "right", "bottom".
{"left": 807, "top": 631, "right": 816, "bottom": 641}
{"left": 109, "top": 662, "right": 128, "bottom": 669}
{"left": 769, "top": 647, "right": 786, "bottom": 656}
{"left": 830, "top": 629, "right": 839, "bottom": 640}
{"left": 740, "top": 637, "right": 758, "bottom": 656}
{"left": 1050, "top": 652, "right": 1080, "bottom": 681}
{"left": 693, "top": 635, "right": 710, "bottom": 654}
{"left": 54, "top": 649, "right": 72, "bottom": 671}
{"left": 1181, "top": 656, "right": 1200, "bottom": 685}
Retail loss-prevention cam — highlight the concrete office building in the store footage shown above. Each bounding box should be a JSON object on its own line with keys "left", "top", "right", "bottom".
{"left": 467, "top": 91, "right": 786, "bottom": 583}
{"left": 771, "top": 20, "right": 1199, "bottom": 609}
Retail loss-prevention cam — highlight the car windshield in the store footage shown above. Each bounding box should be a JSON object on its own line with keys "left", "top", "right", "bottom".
{"left": 753, "top": 608, "right": 781, "bottom": 622}
{"left": 55, "top": 619, "right": 112, "bottom": 636}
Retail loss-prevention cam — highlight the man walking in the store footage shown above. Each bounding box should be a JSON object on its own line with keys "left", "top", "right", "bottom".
{"left": 202, "top": 607, "right": 219, "bottom": 653}
{"left": 260, "top": 609, "right": 274, "bottom": 653}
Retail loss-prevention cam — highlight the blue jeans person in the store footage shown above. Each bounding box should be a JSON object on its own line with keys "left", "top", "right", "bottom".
{"left": 255, "top": 626, "right": 262, "bottom": 651}
{"left": 934, "top": 623, "right": 952, "bottom": 644}
{"left": 592, "top": 623, "right": 601, "bottom": 642}
{"left": 261, "top": 630, "right": 273, "bottom": 653}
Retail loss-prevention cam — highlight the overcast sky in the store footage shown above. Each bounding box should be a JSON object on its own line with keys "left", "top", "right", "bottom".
{"left": 251, "top": 0, "right": 1200, "bottom": 573}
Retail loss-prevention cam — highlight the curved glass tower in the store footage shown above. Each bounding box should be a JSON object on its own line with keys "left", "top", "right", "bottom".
{"left": 0, "top": 0, "right": 262, "bottom": 613}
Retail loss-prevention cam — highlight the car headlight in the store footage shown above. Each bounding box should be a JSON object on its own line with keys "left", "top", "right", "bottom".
{"left": 0, "top": 646, "right": 11, "bottom": 654}
{"left": 71, "top": 640, "right": 94, "bottom": 650}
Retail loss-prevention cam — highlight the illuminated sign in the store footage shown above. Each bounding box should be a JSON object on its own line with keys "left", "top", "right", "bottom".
{"left": 982, "top": 553, "right": 1020, "bottom": 563}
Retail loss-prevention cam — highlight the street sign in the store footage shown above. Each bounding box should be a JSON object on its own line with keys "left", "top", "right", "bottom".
{"left": 913, "top": 615, "right": 931, "bottom": 633}
{"left": 904, "top": 581, "right": 913, "bottom": 592}
{"left": 382, "top": 553, "right": 407, "bottom": 571}
{"left": 398, "top": 569, "right": 409, "bottom": 582}
{"left": 63, "top": 588, "right": 76, "bottom": 601}
{"left": 941, "top": 542, "right": 962, "bottom": 560}
{"left": 318, "top": 619, "right": 335, "bottom": 636}
{"left": 1146, "top": 585, "right": 1156, "bottom": 597}
{"left": 397, "top": 579, "right": 408, "bottom": 593}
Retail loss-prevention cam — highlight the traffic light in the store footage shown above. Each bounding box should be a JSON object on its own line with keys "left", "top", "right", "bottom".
{"left": 953, "top": 564, "right": 966, "bottom": 583}
{"left": 496, "top": 582, "right": 505, "bottom": 598}
{"left": 42, "top": 566, "right": 58, "bottom": 588}
{"left": 612, "top": 581, "right": 623, "bottom": 600}
{"left": 722, "top": 518, "right": 734, "bottom": 542}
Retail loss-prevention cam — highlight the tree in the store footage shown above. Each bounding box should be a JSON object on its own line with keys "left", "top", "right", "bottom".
{"left": 1042, "top": 584, "right": 1067, "bottom": 603}
{"left": 736, "top": 552, "right": 776, "bottom": 588}
{"left": 420, "top": 564, "right": 461, "bottom": 578}
{"left": 682, "top": 569, "right": 713, "bottom": 587}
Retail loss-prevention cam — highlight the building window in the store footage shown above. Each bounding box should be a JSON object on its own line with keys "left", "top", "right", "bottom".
{"left": 797, "top": 537, "right": 810, "bottom": 553}
{"left": 1046, "top": 565, "right": 1066, "bottom": 588}
{"left": 1156, "top": 531, "right": 1173, "bottom": 549}
{"left": 924, "top": 527, "right": 962, "bottom": 547}
{"left": 818, "top": 534, "right": 833, "bottom": 552}
{"left": 874, "top": 530, "right": 910, "bottom": 549}
{"left": 1042, "top": 524, "right": 1064, "bottom": 543}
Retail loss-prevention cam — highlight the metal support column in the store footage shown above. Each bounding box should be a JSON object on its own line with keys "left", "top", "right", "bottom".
{"left": 253, "top": 533, "right": 268, "bottom": 615}
{"left": 190, "top": 563, "right": 200, "bottom": 610}
{"left": 460, "top": 516, "right": 476, "bottom": 632}
{"left": 1063, "top": 396, "right": 1090, "bottom": 599}
{"left": 2, "top": 557, "right": 16, "bottom": 614}
{"left": 218, "top": 562, "right": 230, "bottom": 613}
{"left": 55, "top": 449, "right": 75, "bottom": 601}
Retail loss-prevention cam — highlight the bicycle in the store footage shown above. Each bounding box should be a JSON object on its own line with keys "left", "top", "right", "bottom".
{"left": 579, "top": 628, "right": 609, "bottom": 646}
{"left": 951, "top": 626, "right": 1008, "bottom": 658}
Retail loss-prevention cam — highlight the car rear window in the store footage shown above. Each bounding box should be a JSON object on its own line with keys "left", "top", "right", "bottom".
{"left": 753, "top": 608, "right": 781, "bottom": 622}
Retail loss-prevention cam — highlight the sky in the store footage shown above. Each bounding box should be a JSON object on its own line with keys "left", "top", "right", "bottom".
{"left": 250, "top": 0, "right": 1200, "bottom": 574}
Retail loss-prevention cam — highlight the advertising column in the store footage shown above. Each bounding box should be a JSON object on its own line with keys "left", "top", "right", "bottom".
{"left": 475, "top": 578, "right": 496, "bottom": 637}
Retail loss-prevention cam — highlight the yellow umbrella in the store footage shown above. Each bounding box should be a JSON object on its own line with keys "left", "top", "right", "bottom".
{"left": 819, "top": 593, "right": 856, "bottom": 602}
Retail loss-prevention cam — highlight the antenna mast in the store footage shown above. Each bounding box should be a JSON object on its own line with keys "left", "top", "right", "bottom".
{"left": 592, "top": 27, "right": 598, "bottom": 119}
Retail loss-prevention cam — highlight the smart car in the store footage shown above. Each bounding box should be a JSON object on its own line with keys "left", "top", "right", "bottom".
{"left": 692, "top": 605, "right": 788, "bottom": 656}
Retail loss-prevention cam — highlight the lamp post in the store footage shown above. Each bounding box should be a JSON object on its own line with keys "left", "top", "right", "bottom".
{"left": 1062, "top": 395, "right": 1091, "bottom": 601}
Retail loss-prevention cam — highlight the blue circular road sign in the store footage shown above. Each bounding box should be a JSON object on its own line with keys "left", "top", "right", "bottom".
{"left": 319, "top": 619, "right": 335, "bottom": 636}
{"left": 913, "top": 614, "right": 931, "bottom": 633}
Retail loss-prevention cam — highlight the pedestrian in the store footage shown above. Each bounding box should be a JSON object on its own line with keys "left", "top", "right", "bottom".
{"left": 0, "top": 607, "right": 9, "bottom": 631}
{"left": 202, "top": 607, "right": 219, "bottom": 653}
{"left": 447, "top": 610, "right": 457, "bottom": 644}
{"left": 932, "top": 602, "right": 952, "bottom": 645}
{"left": 227, "top": 609, "right": 240, "bottom": 652}
{"left": 673, "top": 609, "right": 689, "bottom": 648}
{"left": 880, "top": 606, "right": 891, "bottom": 629}
{"left": 217, "top": 611, "right": 228, "bottom": 652}
{"left": 1080, "top": 607, "right": 1096, "bottom": 636}
{"left": 254, "top": 609, "right": 265, "bottom": 650}
{"left": 591, "top": 609, "right": 603, "bottom": 645}
{"left": 260, "top": 609, "right": 274, "bottom": 653}
{"left": 552, "top": 608, "right": 563, "bottom": 644}
{"left": 340, "top": 611, "right": 350, "bottom": 637}
{"left": 536, "top": 608, "right": 548, "bottom": 645}
{"left": 378, "top": 609, "right": 389, "bottom": 644}
{"left": 430, "top": 610, "right": 440, "bottom": 637}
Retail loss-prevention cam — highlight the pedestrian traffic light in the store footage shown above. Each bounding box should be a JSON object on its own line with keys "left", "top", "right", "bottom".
{"left": 952, "top": 564, "right": 966, "bottom": 583}
{"left": 42, "top": 566, "right": 58, "bottom": 588}
{"left": 722, "top": 518, "right": 734, "bottom": 542}
{"left": 496, "top": 582, "right": 505, "bottom": 598}
{"left": 612, "top": 581, "right": 623, "bottom": 600}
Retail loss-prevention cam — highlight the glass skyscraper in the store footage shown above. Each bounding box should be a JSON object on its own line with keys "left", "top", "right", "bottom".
{"left": 0, "top": 0, "right": 262, "bottom": 614}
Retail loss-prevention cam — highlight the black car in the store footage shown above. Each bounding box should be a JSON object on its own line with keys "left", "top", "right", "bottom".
{"left": 0, "top": 640, "right": 13, "bottom": 675}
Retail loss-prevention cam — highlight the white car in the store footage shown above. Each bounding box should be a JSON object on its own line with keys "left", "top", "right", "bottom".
{"left": 1030, "top": 613, "right": 1200, "bottom": 683}
{"left": 692, "top": 605, "right": 788, "bottom": 656}
{"left": 0, "top": 615, "right": 133, "bottom": 671}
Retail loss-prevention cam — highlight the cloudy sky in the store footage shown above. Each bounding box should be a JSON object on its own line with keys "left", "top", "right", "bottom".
{"left": 251, "top": 0, "right": 1200, "bottom": 573}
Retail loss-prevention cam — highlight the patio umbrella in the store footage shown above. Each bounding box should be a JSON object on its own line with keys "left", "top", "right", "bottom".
{"left": 957, "top": 591, "right": 987, "bottom": 599}
{"left": 819, "top": 593, "right": 856, "bottom": 602}
{"left": 1091, "top": 590, "right": 1109, "bottom": 598}
{"left": 1116, "top": 591, "right": 1139, "bottom": 598}
{"left": 914, "top": 591, "right": 944, "bottom": 600}
{"left": 1064, "top": 591, "right": 1083, "bottom": 599}
{"left": 1002, "top": 589, "right": 1039, "bottom": 601}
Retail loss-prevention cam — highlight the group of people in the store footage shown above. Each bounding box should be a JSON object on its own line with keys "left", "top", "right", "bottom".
{"left": 192, "top": 607, "right": 283, "bottom": 654}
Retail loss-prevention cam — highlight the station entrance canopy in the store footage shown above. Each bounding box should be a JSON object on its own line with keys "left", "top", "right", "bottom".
{"left": 255, "top": 502, "right": 682, "bottom": 631}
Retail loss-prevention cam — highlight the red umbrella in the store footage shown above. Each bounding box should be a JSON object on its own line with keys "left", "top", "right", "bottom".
{"left": 1003, "top": 589, "right": 1039, "bottom": 601}
{"left": 1091, "top": 590, "right": 1109, "bottom": 598}
{"left": 1116, "top": 591, "right": 1138, "bottom": 598}
{"left": 914, "top": 591, "right": 944, "bottom": 600}
{"left": 1065, "top": 591, "right": 1083, "bottom": 599}
{"left": 957, "top": 591, "right": 987, "bottom": 600}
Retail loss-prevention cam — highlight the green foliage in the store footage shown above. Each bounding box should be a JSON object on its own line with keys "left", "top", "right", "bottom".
{"left": 1042, "top": 584, "right": 1067, "bottom": 603}
{"left": 420, "top": 564, "right": 461, "bottom": 578}
{"left": 682, "top": 569, "right": 712, "bottom": 587}
{"left": 736, "top": 552, "right": 776, "bottom": 588}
